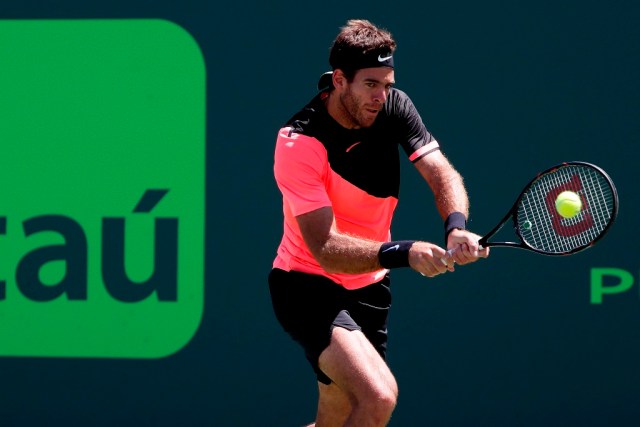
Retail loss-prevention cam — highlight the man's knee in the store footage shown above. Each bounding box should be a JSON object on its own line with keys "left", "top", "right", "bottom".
{"left": 360, "top": 380, "right": 397, "bottom": 413}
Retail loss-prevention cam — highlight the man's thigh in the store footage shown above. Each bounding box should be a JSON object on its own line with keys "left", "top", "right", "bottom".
{"left": 318, "top": 327, "right": 396, "bottom": 397}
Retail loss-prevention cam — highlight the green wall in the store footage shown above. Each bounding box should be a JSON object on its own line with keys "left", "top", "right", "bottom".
{"left": 1, "top": 1, "right": 639, "bottom": 426}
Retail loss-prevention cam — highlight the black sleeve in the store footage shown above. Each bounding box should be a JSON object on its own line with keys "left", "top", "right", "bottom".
{"left": 387, "top": 89, "right": 440, "bottom": 162}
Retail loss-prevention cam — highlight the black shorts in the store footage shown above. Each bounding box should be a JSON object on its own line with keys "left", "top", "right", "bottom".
{"left": 268, "top": 268, "right": 392, "bottom": 385}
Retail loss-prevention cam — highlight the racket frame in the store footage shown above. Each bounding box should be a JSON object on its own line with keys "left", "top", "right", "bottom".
{"left": 478, "top": 161, "right": 618, "bottom": 256}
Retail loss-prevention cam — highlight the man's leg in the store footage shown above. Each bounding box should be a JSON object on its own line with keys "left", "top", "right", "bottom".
{"left": 306, "top": 381, "right": 351, "bottom": 427}
{"left": 315, "top": 326, "right": 398, "bottom": 427}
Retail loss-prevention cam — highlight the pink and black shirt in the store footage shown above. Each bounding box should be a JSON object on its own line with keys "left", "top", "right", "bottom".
{"left": 273, "top": 88, "right": 440, "bottom": 289}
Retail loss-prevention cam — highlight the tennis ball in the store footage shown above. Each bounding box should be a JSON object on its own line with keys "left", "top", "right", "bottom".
{"left": 555, "top": 191, "right": 582, "bottom": 218}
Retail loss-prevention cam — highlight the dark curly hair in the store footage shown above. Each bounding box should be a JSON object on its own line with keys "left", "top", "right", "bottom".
{"left": 329, "top": 19, "right": 397, "bottom": 81}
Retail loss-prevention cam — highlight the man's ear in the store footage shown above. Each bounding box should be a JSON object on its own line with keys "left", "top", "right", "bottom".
{"left": 332, "top": 69, "right": 347, "bottom": 89}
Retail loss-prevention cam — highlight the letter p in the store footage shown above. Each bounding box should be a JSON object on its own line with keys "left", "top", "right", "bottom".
{"left": 590, "top": 268, "right": 634, "bottom": 304}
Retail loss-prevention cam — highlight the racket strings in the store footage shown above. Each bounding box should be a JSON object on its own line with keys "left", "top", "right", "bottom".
{"left": 521, "top": 182, "right": 568, "bottom": 251}
{"left": 517, "top": 165, "right": 615, "bottom": 254}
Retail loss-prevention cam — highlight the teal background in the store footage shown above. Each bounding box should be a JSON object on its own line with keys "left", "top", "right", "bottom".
{"left": 1, "top": 1, "right": 639, "bottom": 426}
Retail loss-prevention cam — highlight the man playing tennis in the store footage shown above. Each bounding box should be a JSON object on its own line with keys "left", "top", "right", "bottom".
{"left": 269, "top": 19, "right": 489, "bottom": 426}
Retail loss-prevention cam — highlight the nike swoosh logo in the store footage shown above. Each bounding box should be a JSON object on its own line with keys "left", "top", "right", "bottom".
{"left": 378, "top": 54, "right": 393, "bottom": 62}
{"left": 381, "top": 244, "right": 400, "bottom": 253}
{"left": 345, "top": 142, "right": 361, "bottom": 152}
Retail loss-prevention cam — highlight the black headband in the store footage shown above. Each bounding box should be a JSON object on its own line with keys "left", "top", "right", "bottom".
{"left": 319, "top": 49, "right": 395, "bottom": 92}
{"left": 330, "top": 49, "right": 394, "bottom": 72}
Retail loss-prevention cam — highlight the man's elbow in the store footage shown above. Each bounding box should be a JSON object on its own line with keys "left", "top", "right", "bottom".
{"left": 313, "top": 250, "right": 341, "bottom": 273}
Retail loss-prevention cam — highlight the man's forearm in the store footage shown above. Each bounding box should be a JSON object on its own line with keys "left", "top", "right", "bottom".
{"left": 414, "top": 153, "right": 469, "bottom": 220}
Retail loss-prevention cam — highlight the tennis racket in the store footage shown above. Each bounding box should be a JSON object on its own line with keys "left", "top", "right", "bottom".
{"left": 450, "top": 161, "right": 618, "bottom": 257}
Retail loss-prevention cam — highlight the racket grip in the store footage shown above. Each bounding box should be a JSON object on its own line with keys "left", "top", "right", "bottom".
{"left": 445, "top": 244, "right": 485, "bottom": 260}
{"left": 440, "top": 243, "right": 485, "bottom": 267}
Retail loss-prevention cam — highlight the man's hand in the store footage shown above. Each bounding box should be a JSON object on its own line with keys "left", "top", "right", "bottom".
{"left": 408, "top": 241, "right": 455, "bottom": 277}
{"left": 446, "top": 229, "right": 490, "bottom": 265}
